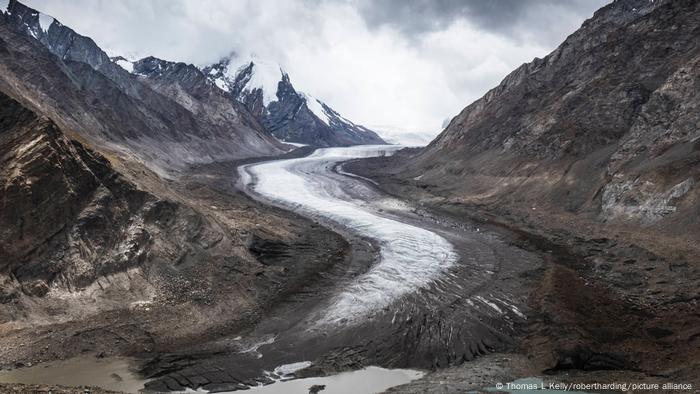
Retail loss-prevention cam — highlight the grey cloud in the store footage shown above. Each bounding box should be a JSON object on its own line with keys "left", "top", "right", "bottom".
{"left": 355, "top": 0, "right": 610, "bottom": 45}
{"left": 23, "top": 0, "right": 611, "bottom": 137}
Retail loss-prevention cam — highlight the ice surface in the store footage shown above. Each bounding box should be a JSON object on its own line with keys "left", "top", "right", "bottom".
{"left": 272, "top": 361, "right": 313, "bottom": 378}
{"left": 240, "top": 145, "right": 458, "bottom": 326}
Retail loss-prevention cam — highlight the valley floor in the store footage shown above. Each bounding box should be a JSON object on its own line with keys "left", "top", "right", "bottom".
{"left": 2, "top": 147, "right": 698, "bottom": 394}
{"left": 0, "top": 148, "right": 348, "bottom": 392}
{"left": 139, "top": 146, "right": 539, "bottom": 392}
{"left": 345, "top": 152, "right": 700, "bottom": 392}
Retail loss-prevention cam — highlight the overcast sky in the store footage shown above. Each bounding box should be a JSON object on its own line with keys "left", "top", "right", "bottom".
{"left": 25, "top": 0, "right": 609, "bottom": 141}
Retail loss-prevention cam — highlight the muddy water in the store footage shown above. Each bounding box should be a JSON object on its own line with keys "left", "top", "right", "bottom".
{"left": 241, "top": 367, "right": 423, "bottom": 394}
{"left": 0, "top": 356, "right": 424, "bottom": 394}
{"left": 0, "top": 356, "right": 147, "bottom": 393}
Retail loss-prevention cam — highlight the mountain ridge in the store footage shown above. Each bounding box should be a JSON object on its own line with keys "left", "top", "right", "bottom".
{"left": 0, "top": 0, "right": 350, "bottom": 379}
{"left": 203, "top": 55, "right": 386, "bottom": 147}
{"left": 0, "top": 0, "right": 287, "bottom": 176}
{"left": 404, "top": 0, "right": 699, "bottom": 227}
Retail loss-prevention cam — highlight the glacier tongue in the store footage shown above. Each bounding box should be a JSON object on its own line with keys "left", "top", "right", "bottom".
{"left": 240, "top": 145, "right": 457, "bottom": 326}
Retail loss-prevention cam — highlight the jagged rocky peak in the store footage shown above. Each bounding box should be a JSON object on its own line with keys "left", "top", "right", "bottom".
{"left": 128, "top": 56, "right": 208, "bottom": 86}
{"left": 202, "top": 56, "right": 282, "bottom": 119}
{"left": 202, "top": 54, "right": 386, "bottom": 147}
{"left": 131, "top": 56, "right": 176, "bottom": 76}
{"left": 3, "top": 0, "right": 138, "bottom": 93}
{"left": 204, "top": 56, "right": 283, "bottom": 104}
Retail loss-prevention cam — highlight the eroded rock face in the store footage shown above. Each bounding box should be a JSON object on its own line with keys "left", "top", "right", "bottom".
{"left": 0, "top": 88, "right": 350, "bottom": 371}
{"left": 0, "top": 91, "right": 221, "bottom": 309}
{"left": 600, "top": 177, "right": 695, "bottom": 223}
{"left": 405, "top": 0, "right": 699, "bottom": 227}
{"left": 0, "top": 2, "right": 355, "bottom": 370}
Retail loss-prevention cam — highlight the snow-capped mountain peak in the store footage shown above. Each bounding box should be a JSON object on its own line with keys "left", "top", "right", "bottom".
{"left": 229, "top": 57, "right": 284, "bottom": 106}
{"left": 201, "top": 54, "right": 385, "bottom": 147}
{"left": 203, "top": 55, "right": 284, "bottom": 106}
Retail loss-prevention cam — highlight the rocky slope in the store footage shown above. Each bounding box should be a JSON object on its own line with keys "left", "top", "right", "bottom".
{"left": 0, "top": 88, "right": 227, "bottom": 325}
{"left": 408, "top": 0, "right": 699, "bottom": 233}
{"left": 130, "top": 56, "right": 269, "bottom": 141}
{"left": 349, "top": 0, "right": 700, "bottom": 385}
{"left": 203, "top": 56, "right": 385, "bottom": 147}
{"left": 0, "top": 86, "right": 347, "bottom": 373}
{"left": 369, "top": 0, "right": 700, "bottom": 253}
{"left": 0, "top": 0, "right": 286, "bottom": 176}
{"left": 0, "top": 0, "right": 350, "bottom": 381}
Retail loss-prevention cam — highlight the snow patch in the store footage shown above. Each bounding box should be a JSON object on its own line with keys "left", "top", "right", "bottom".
{"left": 300, "top": 92, "right": 331, "bottom": 126}
{"left": 337, "top": 114, "right": 356, "bottom": 126}
{"left": 114, "top": 59, "right": 134, "bottom": 73}
{"left": 38, "top": 13, "right": 54, "bottom": 32}
{"left": 510, "top": 305, "right": 526, "bottom": 319}
{"left": 282, "top": 140, "right": 308, "bottom": 147}
{"left": 475, "top": 296, "right": 503, "bottom": 314}
{"left": 213, "top": 77, "right": 229, "bottom": 92}
{"left": 0, "top": 0, "right": 9, "bottom": 13}
{"left": 104, "top": 48, "right": 144, "bottom": 62}
{"left": 227, "top": 55, "right": 283, "bottom": 105}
